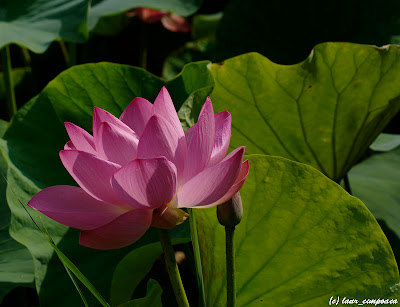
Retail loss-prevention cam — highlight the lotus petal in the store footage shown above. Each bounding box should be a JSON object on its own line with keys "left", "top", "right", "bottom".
{"left": 177, "top": 147, "right": 245, "bottom": 207}
{"left": 28, "top": 185, "right": 129, "bottom": 230}
{"left": 79, "top": 209, "right": 152, "bottom": 249}
{"left": 60, "top": 150, "right": 124, "bottom": 205}
{"left": 183, "top": 97, "right": 215, "bottom": 182}
{"left": 96, "top": 122, "right": 139, "bottom": 166}
{"left": 112, "top": 157, "right": 177, "bottom": 209}
{"left": 64, "top": 122, "right": 96, "bottom": 155}
{"left": 138, "top": 115, "right": 186, "bottom": 180}
{"left": 120, "top": 97, "right": 153, "bottom": 137}
{"left": 208, "top": 111, "right": 232, "bottom": 167}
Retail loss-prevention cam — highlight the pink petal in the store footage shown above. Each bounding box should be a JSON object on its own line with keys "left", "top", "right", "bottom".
{"left": 138, "top": 115, "right": 186, "bottom": 181}
{"left": 64, "top": 122, "right": 96, "bottom": 155}
{"left": 96, "top": 122, "right": 139, "bottom": 166}
{"left": 183, "top": 98, "right": 215, "bottom": 183}
{"left": 177, "top": 147, "right": 245, "bottom": 208}
{"left": 28, "top": 185, "right": 130, "bottom": 230}
{"left": 60, "top": 150, "right": 124, "bottom": 205}
{"left": 64, "top": 141, "right": 76, "bottom": 150}
{"left": 111, "top": 157, "right": 177, "bottom": 209}
{"left": 92, "top": 107, "right": 138, "bottom": 142}
{"left": 152, "top": 87, "right": 185, "bottom": 140}
{"left": 208, "top": 111, "right": 232, "bottom": 167}
{"left": 120, "top": 97, "right": 153, "bottom": 137}
{"left": 161, "top": 14, "right": 191, "bottom": 33}
{"left": 195, "top": 160, "right": 249, "bottom": 208}
{"left": 79, "top": 209, "right": 152, "bottom": 250}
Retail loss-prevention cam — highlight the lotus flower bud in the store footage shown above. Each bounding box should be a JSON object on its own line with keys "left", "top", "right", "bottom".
{"left": 217, "top": 192, "right": 243, "bottom": 227}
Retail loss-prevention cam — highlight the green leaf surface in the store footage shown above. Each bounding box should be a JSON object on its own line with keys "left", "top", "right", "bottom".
{"left": 0, "top": 0, "right": 90, "bottom": 53}
{"left": 370, "top": 133, "right": 400, "bottom": 151}
{"left": 0, "top": 120, "right": 8, "bottom": 138}
{"left": 111, "top": 240, "right": 188, "bottom": 306}
{"left": 349, "top": 146, "right": 400, "bottom": 241}
{"left": 191, "top": 13, "right": 222, "bottom": 41}
{"left": 0, "top": 146, "right": 34, "bottom": 303}
{"left": 118, "top": 279, "right": 162, "bottom": 307}
{"left": 162, "top": 13, "right": 220, "bottom": 80}
{"left": 0, "top": 61, "right": 212, "bottom": 306}
{"left": 195, "top": 155, "right": 400, "bottom": 306}
{"left": 209, "top": 43, "right": 400, "bottom": 181}
{"left": 89, "top": 0, "right": 203, "bottom": 30}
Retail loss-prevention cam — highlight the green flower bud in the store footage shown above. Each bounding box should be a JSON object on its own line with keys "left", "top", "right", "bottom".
{"left": 217, "top": 192, "right": 243, "bottom": 227}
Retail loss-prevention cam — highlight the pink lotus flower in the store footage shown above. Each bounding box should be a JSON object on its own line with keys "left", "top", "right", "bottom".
{"left": 28, "top": 87, "right": 248, "bottom": 250}
{"left": 127, "top": 7, "right": 191, "bottom": 33}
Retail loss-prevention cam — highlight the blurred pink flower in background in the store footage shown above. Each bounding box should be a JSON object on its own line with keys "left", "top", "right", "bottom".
{"left": 127, "top": 7, "right": 191, "bottom": 32}
{"left": 28, "top": 87, "right": 248, "bottom": 249}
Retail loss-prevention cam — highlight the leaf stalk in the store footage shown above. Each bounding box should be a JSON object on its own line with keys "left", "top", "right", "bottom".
{"left": 1, "top": 45, "right": 17, "bottom": 119}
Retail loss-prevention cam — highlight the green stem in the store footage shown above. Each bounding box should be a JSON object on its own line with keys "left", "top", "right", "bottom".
{"left": 344, "top": 174, "right": 352, "bottom": 195}
{"left": 225, "top": 226, "right": 236, "bottom": 307}
{"left": 20, "top": 47, "right": 31, "bottom": 66}
{"left": 158, "top": 229, "right": 190, "bottom": 307}
{"left": 1, "top": 45, "right": 17, "bottom": 119}
{"left": 59, "top": 41, "right": 70, "bottom": 67}
{"left": 188, "top": 208, "right": 206, "bottom": 307}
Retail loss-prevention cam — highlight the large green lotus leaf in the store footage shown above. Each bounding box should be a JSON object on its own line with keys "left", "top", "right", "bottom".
{"left": 0, "top": 146, "right": 34, "bottom": 302}
{"left": 0, "top": 61, "right": 213, "bottom": 306}
{"left": 349, "top": 146, "right": 400, "bottom": 241}
{"left": 89, "top": 0, "right": 203, "bottom": 30}
{"left": 209, "top": 43, "right": 400, "bottom": 182}
{"left": 0, "top": 0, "right": 90, "bottom": 53}
{"left": 214, "top": 0, "right": 400, "bottom": 64}
{"left": 195, "top": 155, "right": 400, "bottom": 306}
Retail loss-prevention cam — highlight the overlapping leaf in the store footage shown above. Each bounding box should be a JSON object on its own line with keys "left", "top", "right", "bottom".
{"left": 349, "top": 146, "right": 400, "bottom": 241}
{"left": 0, "top": 61, "right": 213, "bottom": 306}
{"left": 195, "top": 155, "right": 400, "bottom": 306}
{"left": 209, "top": 43, "right": 400, "bottom": 181}
{"left": 0, "top": 0, "right": 90, "bottom": 53}
{"left": 89, "top": 0, "right": 203, "bottom": 30}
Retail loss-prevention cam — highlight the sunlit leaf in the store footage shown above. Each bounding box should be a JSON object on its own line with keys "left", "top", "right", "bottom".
{"left": 209, "top": 43, "right": 400, "bottom": 181}
{"left": 195, "top": 155, "right": 399, "bottom": 306}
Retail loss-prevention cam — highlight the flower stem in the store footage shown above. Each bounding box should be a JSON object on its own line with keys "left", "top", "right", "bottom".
{"left": 225, "top": 226, "right": 236, "bottom": 307}
{"left": 188, "top": 208, "right": 206, "bottom": 307}
{"left": 158, "top": 229, "right": 190, "bottom": 307}
{"left": 1, "top": 45, "right": 17, "bottom": 119}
